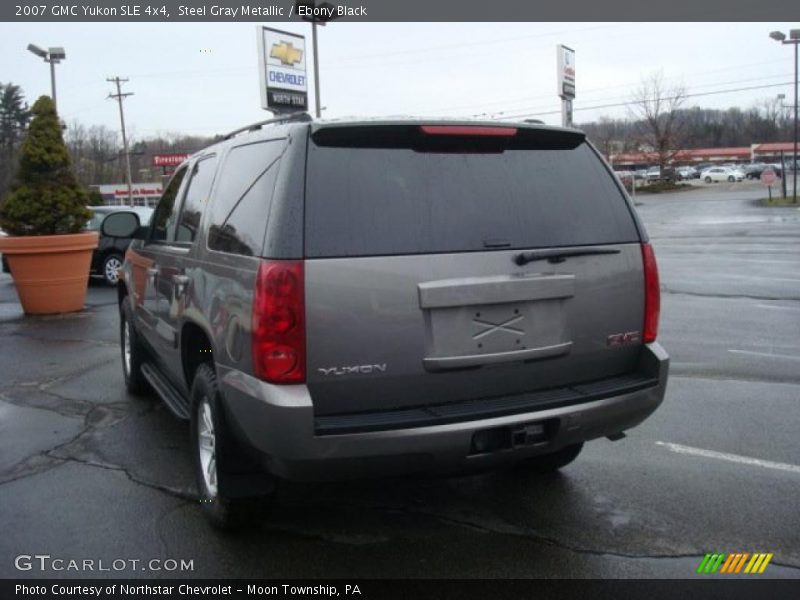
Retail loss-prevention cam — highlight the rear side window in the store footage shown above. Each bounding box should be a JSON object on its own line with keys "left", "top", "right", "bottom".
{"left": 305, "top": 129, "right": 639, "bottom": 258}
{"left": 208, "top": 139, "right": 285, "bottom": 256}
{"left": 150, "top": 165, "right": 188, "bottom": 242}
{"left": 176, "top": 155, "right": 217, "bottom": 244}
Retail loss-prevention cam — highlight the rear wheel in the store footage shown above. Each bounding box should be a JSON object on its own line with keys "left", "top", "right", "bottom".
{"left": 120, "top": 299, "right": 150, "bottom": 395}
{"left": 516, "top": 443, "right": 583, "bottom": 474}
{"left": 102, "top": 253, "right": 124, "bottom": 286}
{"left": 191, "top": 363, "right": 274, "bottom": 530}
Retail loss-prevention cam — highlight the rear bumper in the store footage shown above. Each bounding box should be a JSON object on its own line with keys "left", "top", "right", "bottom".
{"left": 220, "top": 343, "right": 668, "bottom": 481}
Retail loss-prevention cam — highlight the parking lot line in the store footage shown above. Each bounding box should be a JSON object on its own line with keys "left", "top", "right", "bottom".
{"left": 756, "top": 304, "right": 800, "bottom": 311}
{"left": 728, "top": 349, "right": 800, "bottom": 361}
{"left": 655, "top": 441, "right": 800, "bottom": 475}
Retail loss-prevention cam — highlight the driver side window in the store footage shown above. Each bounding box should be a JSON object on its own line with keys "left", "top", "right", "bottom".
{"left": 150, "top": 166, "right": 188, "bottom": 242}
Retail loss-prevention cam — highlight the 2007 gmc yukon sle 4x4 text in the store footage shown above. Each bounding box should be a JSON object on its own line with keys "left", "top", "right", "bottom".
{"left": 103, "top": 115, "right": 668, "bottom": 529}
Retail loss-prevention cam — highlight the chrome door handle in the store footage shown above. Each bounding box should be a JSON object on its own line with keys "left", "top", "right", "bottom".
{"left": 146, "top": 267, "right": 159, "bottom": 284}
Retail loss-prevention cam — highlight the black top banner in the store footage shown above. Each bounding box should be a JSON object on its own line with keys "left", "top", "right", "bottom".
{"left": 2, "top": 0, "right": 800, "bottom": 21}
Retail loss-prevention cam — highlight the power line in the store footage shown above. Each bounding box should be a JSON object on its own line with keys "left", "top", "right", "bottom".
{"left": 107, "top": 77, "right": 135, "bottom": 207}
{"left": 493, "top": 81, "right": 794, "bottom": 121}
{"left": 474, "top": 73, "right": 794, "bottom": 119}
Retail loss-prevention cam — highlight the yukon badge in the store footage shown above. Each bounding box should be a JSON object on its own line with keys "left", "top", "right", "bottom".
{"left": 318, "top": 364, "right": 388, "bottom": 376}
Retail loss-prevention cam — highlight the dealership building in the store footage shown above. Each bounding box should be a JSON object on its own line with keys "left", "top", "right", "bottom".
{"left": 91, "top": 153, "right": 191, "bottom": 207}
{"left": 610, "top": 141, "right": 798, "bottom": 169}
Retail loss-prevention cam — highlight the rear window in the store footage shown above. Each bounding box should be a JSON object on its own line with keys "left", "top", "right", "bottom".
{"left": 304, "top": 127, "right": 639, "bottom": 258}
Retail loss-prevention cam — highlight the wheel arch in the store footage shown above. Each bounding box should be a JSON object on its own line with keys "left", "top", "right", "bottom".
{"left": 181, "top": 320, "right": 216, "bottom": 390}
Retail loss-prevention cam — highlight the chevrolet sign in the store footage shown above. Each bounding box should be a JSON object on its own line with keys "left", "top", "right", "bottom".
{"left": 258, "top": 26, "right": 308, "bottom": 113}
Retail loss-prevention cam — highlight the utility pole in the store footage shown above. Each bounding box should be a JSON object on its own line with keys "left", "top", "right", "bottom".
{"left": 107, "top": 77, "right": 134, "bottom": 207}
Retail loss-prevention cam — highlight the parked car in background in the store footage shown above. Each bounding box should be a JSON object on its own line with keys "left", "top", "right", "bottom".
{"left": 86, "top": 206, "right": 154, "bottom": 285}
{"left": 634, "top": 169, "right": 648, "bottom": 181}
{"left": 694, "top": 163, "right": 714, "bottom": 174}
{"left": 675, "top": 166, "right": 698, "bottom": 181}
{"left": 742, "top": 164, "right": 772, "bottom": 180}
{"left": 701, "top": 167, "right": 744, "bottom": 183}
{"left": 647, "top": 166, "right": 676, "bottom": 182}
{"left": 614, "top": 170, "right": 635, "bottom": 187}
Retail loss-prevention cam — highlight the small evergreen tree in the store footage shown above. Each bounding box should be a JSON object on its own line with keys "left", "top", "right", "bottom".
{"left": 0, "top": 96, "right": 91, "bottom": 235}
{"left": 86, "top": 187, "right": 105, "bottom": 206}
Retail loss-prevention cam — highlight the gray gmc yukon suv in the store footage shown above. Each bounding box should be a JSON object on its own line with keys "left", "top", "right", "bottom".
{"left": 105, "top": 114, "right": 668, "bottom": 528}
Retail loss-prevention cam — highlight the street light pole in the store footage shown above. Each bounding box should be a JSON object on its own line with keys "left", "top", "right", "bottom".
{"left": 770, "top": 30, "right": 800, "bottom": 202}
{"left": 27, "top": 44, "right": 66, "bottom": 114}
{"left": 794, "top": 36, "right": 798, "bottom": 203}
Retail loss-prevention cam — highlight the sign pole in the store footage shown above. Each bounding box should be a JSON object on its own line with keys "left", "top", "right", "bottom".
{"left": 312, "top": 21, "right": 321, "bottom": 118}
{"left": 557, "top": 44, "right": 575, "bottom": 128}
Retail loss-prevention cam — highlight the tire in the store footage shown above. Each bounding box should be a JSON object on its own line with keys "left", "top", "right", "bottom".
{"left": 728, "top": 175, "right": 735, "bottom": 182}
{"left": 516, "top": 443, "right": 583, "bottom": 474}
{"left": 120, "top": 298, "right": 151, "bottom": 395}
{"left": 102, "top": 253, "right": 124, "bottom": 286}
{"left": 190, "top": 363, "right": 274, "bottom": 530}
{"left": 705, "top": 176, "right": 712, "bottom": 183}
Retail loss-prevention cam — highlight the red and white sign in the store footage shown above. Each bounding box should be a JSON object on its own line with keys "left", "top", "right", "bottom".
{"left": 153, "top": 153, "right": 190, "bottom": 167}
{"left": 96, "top": 183, "right": 163, "bottom": 199}
{"left": 760, "top": 169, "right": 777, "bottom": 186}
{"left": 557, "top": 44, "right": 575, "bottom": 99}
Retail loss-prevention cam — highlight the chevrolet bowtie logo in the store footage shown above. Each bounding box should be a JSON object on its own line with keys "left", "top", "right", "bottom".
{"left": 270, "top": 42, "right": 303, "bottom": 66}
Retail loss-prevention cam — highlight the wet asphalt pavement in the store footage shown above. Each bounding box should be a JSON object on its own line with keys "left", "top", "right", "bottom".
{"left": 1, "top": 183, "right": 799, "bottom": 579}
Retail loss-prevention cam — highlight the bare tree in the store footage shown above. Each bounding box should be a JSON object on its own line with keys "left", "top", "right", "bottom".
{"left": 629, "top": 71, "right": 687, "bottom": 169}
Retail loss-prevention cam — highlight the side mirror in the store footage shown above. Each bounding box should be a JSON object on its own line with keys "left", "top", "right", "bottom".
{"left": 101, "top": 212, "right": 143, "bottom": 238}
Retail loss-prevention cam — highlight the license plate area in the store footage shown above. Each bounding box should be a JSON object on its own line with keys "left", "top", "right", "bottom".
{"left": 419, "top": 275, "right": 575, "bottom": 371}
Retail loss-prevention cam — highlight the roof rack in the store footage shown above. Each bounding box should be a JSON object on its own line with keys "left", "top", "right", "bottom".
{"left": 222, "top": 112, "right": 312, "bottom": 140}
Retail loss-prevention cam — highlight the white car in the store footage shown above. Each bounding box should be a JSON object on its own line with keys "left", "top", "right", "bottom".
{"left": 701, "top": 167, "right": 744, "bottom": 183}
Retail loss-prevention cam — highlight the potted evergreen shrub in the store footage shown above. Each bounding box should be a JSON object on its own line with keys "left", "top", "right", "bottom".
{"left": 0, "top": 96, "right": 98, "bottom": 314}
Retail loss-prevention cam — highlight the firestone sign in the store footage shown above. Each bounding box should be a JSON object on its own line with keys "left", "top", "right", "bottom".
{"left": 557, "top": 44, "right": 576, "bottom": 99}
{"left": 257, "top": 26, "right": 308, "bottom": 112}
{"left": 153, "top": 153, "right": 189, "bottom": 167}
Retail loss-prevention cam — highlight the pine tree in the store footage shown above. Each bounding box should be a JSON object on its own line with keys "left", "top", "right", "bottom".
{"left": 0, "top": 96, "right": 91, "bottom": 235}
{"left": 0, "top": 83, "right": 30, "bottom": 197}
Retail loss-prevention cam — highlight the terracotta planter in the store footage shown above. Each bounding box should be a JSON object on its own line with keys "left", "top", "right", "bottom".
{"left": 0, "top": 231, "right": 99, "bottom": 315}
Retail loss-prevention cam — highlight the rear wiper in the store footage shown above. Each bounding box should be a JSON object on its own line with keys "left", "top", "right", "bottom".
{"left": 514, "top": 247, "right": 621, "bottom": 266}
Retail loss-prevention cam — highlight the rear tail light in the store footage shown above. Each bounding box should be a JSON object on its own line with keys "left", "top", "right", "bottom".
{"left": 252, "top": 260, "right": 305, "bottom": 383}
{"left": 641, "top": 243, "right": 660, "bottom": 344}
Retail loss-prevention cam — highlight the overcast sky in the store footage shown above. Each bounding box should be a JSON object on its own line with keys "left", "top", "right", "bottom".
{"left": 0, "top": 22, "right": 796, "bottom": 139}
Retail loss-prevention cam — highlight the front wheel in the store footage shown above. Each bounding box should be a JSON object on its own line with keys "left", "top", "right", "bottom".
{"left": 191, "top": 363, "right": 274, "bottom": 530}
{"left": 102, "top": 253, "right": 124, "bottom": 286}
{"left": 728, "top": 175, "right": 735, "bottom": 182}
{"left": 705, "top": 176, "right": 712, "bottom": 183}
{"left": 515, "top": 443, "right": 584, "bottom": 474}
{"left": 120, "top": 299, "right": 150, "bottom": 395}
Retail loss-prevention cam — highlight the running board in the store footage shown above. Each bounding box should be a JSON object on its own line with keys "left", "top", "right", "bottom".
{"left": 141, "top": 362, "right": 190, "bottom": 420}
